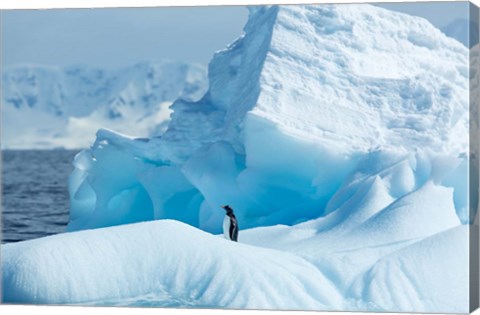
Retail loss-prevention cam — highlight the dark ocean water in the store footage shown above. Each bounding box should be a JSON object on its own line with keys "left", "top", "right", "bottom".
{"left": 2, "top": 150, "right": 80, "bottom": 244}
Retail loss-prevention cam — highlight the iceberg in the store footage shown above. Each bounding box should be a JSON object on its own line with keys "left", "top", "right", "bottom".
{"left": 2, "top": 4, "right": 475, "bottom": 313}
{"left": 67, "top": 4, "right": 469, "bottom": 233}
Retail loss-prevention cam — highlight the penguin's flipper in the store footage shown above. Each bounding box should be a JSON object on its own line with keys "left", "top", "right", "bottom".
{"left": 232, "top": 226, "right": 238, "bottom": 242}
{"left": 229, "top": 217, "right": 238, "bottom": 242}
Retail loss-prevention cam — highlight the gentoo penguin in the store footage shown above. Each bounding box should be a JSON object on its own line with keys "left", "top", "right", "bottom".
{"left": 221, "top": 205, "right": 238, "bottom": 242}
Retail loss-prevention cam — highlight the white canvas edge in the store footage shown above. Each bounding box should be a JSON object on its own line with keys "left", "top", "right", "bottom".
{"left": 0, "top": 1, "right": 478, "bottom": 315}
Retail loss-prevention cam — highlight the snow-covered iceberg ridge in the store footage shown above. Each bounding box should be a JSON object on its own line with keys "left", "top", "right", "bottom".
{"left": 2, "top": 220, "right": 344, "bottom": 309}
{"left": 2, "top": 4, "right": 473, "bottom": 313}
{"left": 2, "top": 219, "right": 468, "bottom": 311}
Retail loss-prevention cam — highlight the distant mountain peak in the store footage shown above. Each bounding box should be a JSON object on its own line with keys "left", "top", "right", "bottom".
{"left": 441, "top": 17, "right": 479, "bottom": 48}
{"left": 1, "top": 61, "right": 208, "bottom": 149}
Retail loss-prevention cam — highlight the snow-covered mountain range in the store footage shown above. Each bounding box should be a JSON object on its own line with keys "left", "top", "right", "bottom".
{"left": 1, "top": 61, "right": 208, "bottom": 149}
{"left": 2, "top": 4, "right": 476, "bottom": 313}
{"left": 441, "top": 17, "right": 479, "bottom": 47}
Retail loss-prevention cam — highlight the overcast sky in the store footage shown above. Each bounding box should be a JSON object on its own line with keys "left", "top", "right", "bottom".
{"left": 376, "top": 2, "right": 469, "bottom": 28}
{"left": 1, "top": 2, "right": 471, "bottom": 69}
{"left": 1, "top": 6, "right": 249, "bottom": 68}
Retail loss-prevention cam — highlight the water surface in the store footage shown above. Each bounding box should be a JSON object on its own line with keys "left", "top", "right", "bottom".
{"left": 2, "top": 149, "right": 79, "bottom": 244}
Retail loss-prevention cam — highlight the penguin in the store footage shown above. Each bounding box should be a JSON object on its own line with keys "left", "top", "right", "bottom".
{"left": 221, "top": 205, "right": 238, "bottom": 242}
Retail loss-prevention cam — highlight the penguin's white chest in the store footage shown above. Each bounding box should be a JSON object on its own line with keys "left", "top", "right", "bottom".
{"left": 223, "top": 215, "right": 231, "bottom": 240}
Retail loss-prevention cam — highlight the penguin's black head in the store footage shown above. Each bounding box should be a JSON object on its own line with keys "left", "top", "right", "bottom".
{"left": 221, "top": 205, "right": 234, "bottom": 215}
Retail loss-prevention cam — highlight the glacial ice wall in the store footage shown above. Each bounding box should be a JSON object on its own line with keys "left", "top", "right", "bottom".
{"left": 68, "top": 4, "right": 469, "bottom": 233}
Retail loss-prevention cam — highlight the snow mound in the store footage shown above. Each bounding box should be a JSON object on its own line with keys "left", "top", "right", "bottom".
{"left": 1, "top": 61, "right": 207, "bottom": 149}
{"left": 2, "top": 219, "right": 469, "bottom": 312}
{"left": 2, "top": 220, "right": 343, "bottom": 310}
{"left": 350, "top": 225, "right": 468, "bottom": 312}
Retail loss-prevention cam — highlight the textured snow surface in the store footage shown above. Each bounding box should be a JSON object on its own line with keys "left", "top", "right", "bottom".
{"left": 1, "top": 61, "right": 207, "bottom": 149}
{"left": 2, "top": 220, "right": 469, "bottom": 312}
{"left": 2, "top": 220, "right": 343, "bottom": 309}
{"left": 2, "top": 4, "right": 473, "bottom": 313}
